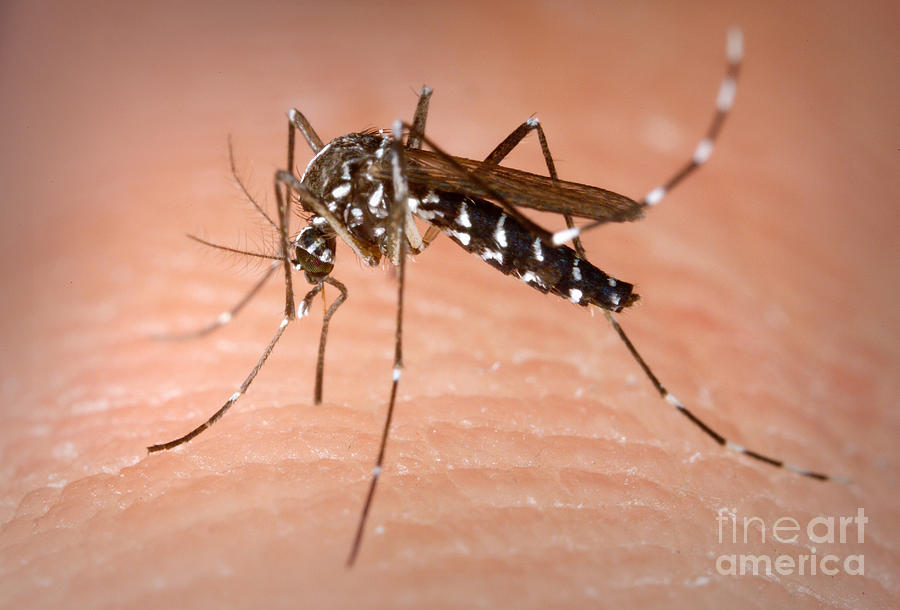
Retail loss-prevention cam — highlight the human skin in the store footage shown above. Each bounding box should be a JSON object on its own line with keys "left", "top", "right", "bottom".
{"left": 1, "top": 1, "right": 897, "bottom": 608}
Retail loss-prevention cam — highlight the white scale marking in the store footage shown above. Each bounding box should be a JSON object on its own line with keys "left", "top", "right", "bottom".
{"left": 308, "top": 238, "right": 326, "bottom": 254}
{"left": 520, "top": 270, "right": 545, "bottom": 288}
{"left": 415, "top": 208, "right": 437, "bottom": 221}
{"left": 448, "top": 229, "right": 471, "bottom": 246}
{"left": 457, "top": 201, "right": 471, "bottom": 227}
{"left": 726, "top": 441, "right": 747, "bottom": 454}
{"left": 717, "top": 77, "right": 737, "bottom": 111}
{"left": 693, "top": 138, "right": 714, "bottom": 165}
{"left": 552, "top": 226, "right": 580, "bottom": 246}
{"left": 216, "top": 312, "right": 232, "bottom": 324}
{"left": 331, "top": 182, "right": 351, "bottom": 199}
{"left": 299, "top": 142, "right": 332, "bottom": 182}
{"left": 665, "top": 393, "right": 685, "bottom": 409}
{"left": 229, "top": 391, "right": 242, "bottom": 402}
{"left": 392, "top": 366, "right": 402, "bottom": 382}
{"left": 607, "top": 277, "right": 617, "bottom": 287}
{"left": 481, "top": 249, "right": 503, "bottom": 264}
{"left": 572, "top": 259, "right": 582, "bottom": 281}
{"left": 644, "top": 186, "right": 666, "bottom": 206}
{"left": 494, "top": 214, "right": 508, "bottom": 248}
{"left": 568, "top": 288, "right": 583, "bottom": 304}
{"left": 368, "top": 183, "right": 384, "bottom": 211}
{"left": 533, "top": 238, "right": 544, "bottom": 262}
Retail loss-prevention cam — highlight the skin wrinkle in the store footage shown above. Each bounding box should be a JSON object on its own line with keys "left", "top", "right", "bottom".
{"left": 2, "top": 2, "right": 897, "bottom": 608}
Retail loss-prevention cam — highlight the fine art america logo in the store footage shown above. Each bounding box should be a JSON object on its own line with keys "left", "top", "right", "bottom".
{"left": 715, "top": 508, "right": 867, "bottom": 576}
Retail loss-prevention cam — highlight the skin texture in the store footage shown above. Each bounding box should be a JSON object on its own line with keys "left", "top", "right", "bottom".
{"left": 1, "top": 1, "right": 897, "bottom": 607}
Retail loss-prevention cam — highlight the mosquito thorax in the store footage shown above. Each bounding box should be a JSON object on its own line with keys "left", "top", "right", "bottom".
{"left": 293, "top": 224, "right": 336, "bottom": 283}
{"left": 299, "top": 132, "right": 395, "bottom": 255}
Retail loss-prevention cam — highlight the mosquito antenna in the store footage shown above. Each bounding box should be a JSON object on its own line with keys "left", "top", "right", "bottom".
{"left": 186, "top": 233, "right": 281, "bottom": 261}
{"left": 228, "top": 136, "right": 279, "bottom": 232}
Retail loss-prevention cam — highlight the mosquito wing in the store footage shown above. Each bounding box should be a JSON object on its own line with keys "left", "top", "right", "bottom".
{"left": 397, "top": 149, "right": 645, "bottom": 224}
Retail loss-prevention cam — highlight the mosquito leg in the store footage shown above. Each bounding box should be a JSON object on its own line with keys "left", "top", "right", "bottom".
{"left": 400, "top": 86, "right": 433, "bottom": 253}
{"left": 283, "top": 107, "right": 351, "bottom": 405}
{"left": 406, "top": 85, "right": 433, "bottom": 150}
{"left": 287, "top": 108, "right": 325, "bottom": 176}
{"left": 149, "top": 149, "right": 309, "bottom": 450}
{"left": 147, "top": 317, "right": 290, "bottom": 452}
{"left": 484, "top": 117, "right": 587, "bottom": 258}
{"left": 312, "top": 277, "right": 349, "bottom": 405}
{"left": 272, "top": 175, "right": 297, "bottom": 320}
{"left": 552, "top": 28, "right": 744, "bottom": 246}
{"left": 347, "top": 120, "right": 410, "bottom": 567}
{"left": 403, "top": 86, "right": 459, "bottom": 253}
{"left": 601, "top": 309, "right": 845, "bottom": 482}
{"left": 420, "top": 225, "right": 442, "bottom": 249}
{"left": 153, "top": 261, "right": 280, "bottom": 341}
{"left": 148, "top": 283, "right": 326, "bottom": 452}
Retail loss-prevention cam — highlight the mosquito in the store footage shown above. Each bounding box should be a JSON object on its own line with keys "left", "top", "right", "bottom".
{"left": 148, "top": 28, "right": 843, "bottom": 567}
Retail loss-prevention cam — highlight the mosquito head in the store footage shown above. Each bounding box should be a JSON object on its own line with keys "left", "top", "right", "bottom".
{"left": 292, "top": 223, "right": 336, "bottom": 283}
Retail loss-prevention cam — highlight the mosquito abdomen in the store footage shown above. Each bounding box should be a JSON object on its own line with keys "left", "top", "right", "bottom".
{"left": 417, "top": 192, "right": 636, "bottom": 312}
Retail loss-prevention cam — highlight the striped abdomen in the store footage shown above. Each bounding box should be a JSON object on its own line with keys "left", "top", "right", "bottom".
{"left": 417, "top": 192, "right": 637, "bottom": 312}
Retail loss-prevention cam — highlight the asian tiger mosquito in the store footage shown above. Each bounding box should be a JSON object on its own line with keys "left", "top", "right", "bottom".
{"left": 148, "top": 28, "right": 844, "bottom": 567}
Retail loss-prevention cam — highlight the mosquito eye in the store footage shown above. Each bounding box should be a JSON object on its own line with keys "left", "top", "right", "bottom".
{"left": 293, "top": 226, "right": 336, "bottom": 282}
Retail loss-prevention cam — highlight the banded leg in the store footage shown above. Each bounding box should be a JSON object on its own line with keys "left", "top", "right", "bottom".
{"left": 552, "top": 28, "right": 744, "bottom": 246}
{"left": 601, "top": 310, "right": 845, "bottom": 482}
{"left": 152, "top": 260, "right": 280, "bottom": 341}
{"left": 347, "top": 120, "right": 410, "bottom": 567}
{"left": 147, "top": 283, "right": 325, "bottom": 452}
{"left": 149, "top": 150, "right": 302, "bottom": 450}
{"left": 484, "top": 117, "right": 587, "bottom": 258}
